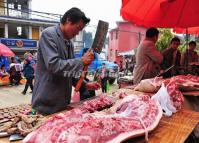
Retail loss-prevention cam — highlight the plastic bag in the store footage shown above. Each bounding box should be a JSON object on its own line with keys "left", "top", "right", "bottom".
{"left": 151, "top": 83, "right": 176, "bottom": 116}
{"left": 106, "top": 80, "right": 110, "bottom": 92}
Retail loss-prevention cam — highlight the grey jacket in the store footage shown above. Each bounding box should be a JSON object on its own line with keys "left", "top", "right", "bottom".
{"left": 32, "top": 25, "right": 85, "bottom": 115}
{"left": 133, "top": 39, "right": 163, "bottom": 84}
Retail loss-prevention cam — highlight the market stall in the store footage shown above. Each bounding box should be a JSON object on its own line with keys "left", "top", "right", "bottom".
{"left": 0, "top": 75, "right": 199, "bottom": 142}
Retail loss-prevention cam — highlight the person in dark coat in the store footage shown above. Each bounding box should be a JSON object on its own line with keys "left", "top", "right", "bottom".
{"left": 161, "top": 37, "right": 181, "bottom": 78}
{"left": 22, "top": 59, "right": 34, "bottom": 95}
{"left": 100, "top": 63, "right": 109, "bottom": 93}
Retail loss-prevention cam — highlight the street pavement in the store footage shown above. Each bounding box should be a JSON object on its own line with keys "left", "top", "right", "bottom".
{"left": 0, "top": 81, "right": 119, "bottom": 109}
{"left": 0, "top": 85, "right": 32, "bottom": 108}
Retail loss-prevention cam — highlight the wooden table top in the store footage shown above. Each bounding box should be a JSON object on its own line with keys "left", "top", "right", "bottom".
{"left": 1, "top": 109, "right": 198, "bottom": 143}
{"left": 183, "top": 91, "right": 199, "bottom": 96}
{"left": 124, "top": 109, "right": 199, "bottom": 143}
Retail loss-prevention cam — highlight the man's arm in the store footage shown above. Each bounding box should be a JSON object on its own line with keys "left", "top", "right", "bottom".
{"left": 146, "top": 44, "right": 163, "bottom": 64}
{"left": 39, "top": 30, "right": 84, "bottom": 77}
{"left": 72, "top": 77, "right": 88, "bottom": 93}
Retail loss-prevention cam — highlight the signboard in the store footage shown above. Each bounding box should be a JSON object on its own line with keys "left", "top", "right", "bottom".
{"left": 0, "top": 38, "right": 37, "bottom": 48}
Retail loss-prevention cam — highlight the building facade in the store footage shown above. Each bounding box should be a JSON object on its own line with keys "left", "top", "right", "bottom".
{"left": 0, "top": 0, "right": 84, "bottom": 58}
{"left": 108, "top": 21, "right": 146, "bottom": 64}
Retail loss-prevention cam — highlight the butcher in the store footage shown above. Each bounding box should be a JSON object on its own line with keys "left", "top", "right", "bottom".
{"left": 32, "top": 7, "right": 100, "bottom": 115}
{"left": 133, "top": 27, "right": 163, "bottom": 85}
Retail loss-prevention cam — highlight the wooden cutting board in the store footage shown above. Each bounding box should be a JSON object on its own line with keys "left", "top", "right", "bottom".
{"left": 123, "top": 109, "right": 199, "bottom": 143}
{"left": 1, "top": 109, "right": 198, "bottom": 143}
{"left": 182, "top": 91, "right": 199, "bottom": 96}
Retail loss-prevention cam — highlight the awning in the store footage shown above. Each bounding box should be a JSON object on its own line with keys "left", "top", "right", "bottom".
{"left": 118, "top": 50, "right": 135, "bottom": 56}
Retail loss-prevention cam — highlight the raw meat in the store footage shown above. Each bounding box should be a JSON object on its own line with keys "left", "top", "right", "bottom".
{"left": 171, "top": 74, "right": 199, "bottom": 91}
{"left": 164, "top": 78, "right": 184, "bottom": 110}
{"left": 23, "top": 95, "right": 162, "bottom": 143}
{"left": 134, "top": 77, "right": 164, "bottom": 93}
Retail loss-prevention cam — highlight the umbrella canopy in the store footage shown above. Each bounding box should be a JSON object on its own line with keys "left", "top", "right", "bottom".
{"left": 121, "top": 0, "right": 199, "bottom": 28}
{"left": 173, "top": 27, "right": 199, "bottom": 35}
{"left": 0, "top": 43, "right": 15, "bottom": 57}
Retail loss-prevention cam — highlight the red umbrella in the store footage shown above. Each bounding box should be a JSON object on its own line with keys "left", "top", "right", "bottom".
{"left": 121, "top": 0, "right": 199, "bottom": 28}
{"left": 173, "top": 27, "right": 199, "bottom": 35}
{"left": 0, "top": 43, "right": 15, "bottom": 57}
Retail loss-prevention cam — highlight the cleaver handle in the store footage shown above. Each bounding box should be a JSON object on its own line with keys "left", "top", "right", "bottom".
{"left": 75, "top": 66, "right": 88, "bottom": 92}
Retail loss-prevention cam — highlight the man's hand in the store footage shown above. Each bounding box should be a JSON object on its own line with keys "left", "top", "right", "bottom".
{"left": 86, "top": 82, "right": 101, "bottom": 90}
{"left": 82, "top": 50, "right": 94, "bottom": 66}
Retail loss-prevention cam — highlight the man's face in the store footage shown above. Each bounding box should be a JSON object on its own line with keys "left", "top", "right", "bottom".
{"left": 154, "top": 35, "right": 158, "bottom": 43}
{"left": 171, "top": 41, "right": 180, "bottom": 50}
{"left": 189, "top": 44, "right": 196, "bottom": 51}
{"left": 62, "top": 20, "right": 85, "bottom": 39}
{"left": 1, "top": 67, "right": 5, "bottom": 70}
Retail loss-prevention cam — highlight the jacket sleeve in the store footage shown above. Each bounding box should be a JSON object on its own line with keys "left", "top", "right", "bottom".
{"left": 39, "top": 30, "right": 84, "bottom": 77}
{"left": 146, "top": 44, "right": 163, "bottom": 64}
{"left": 72, "top": 77, "right": 88, "bottom": 93}
{"left": 161, "top": 49, "right": 168, "bottom": 69}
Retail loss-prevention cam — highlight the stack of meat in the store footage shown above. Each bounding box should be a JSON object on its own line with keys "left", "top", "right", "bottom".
{"left": 171, "top": 74, "right": 199, "bottom": 91}
{"left": 23, "top": 95, "right": 162, "bottom": 143}
{"left": 134, "top": 74, "right": 199, "bottom": 112}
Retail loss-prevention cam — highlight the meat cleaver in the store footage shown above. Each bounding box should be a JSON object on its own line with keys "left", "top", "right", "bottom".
{"left": 74, "top": 20, "right": 109, "bottom": 93}
{"left": 9, "top": 134, "right": 23, "bottom": 141}
{"left": 157, "top": 65, "right": 174, "bottom": 77}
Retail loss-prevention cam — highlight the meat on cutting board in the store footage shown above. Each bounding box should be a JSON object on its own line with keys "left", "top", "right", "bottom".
{"left": 23, "top": 95, "right": 162, "bottom": 143}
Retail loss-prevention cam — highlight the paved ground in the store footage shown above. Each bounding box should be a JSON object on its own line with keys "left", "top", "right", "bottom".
{"left": 0, "top": 85, "right": 32, "bottom": 108}
{"left": 0, "top": 81, "right": 119, "bottom": 109}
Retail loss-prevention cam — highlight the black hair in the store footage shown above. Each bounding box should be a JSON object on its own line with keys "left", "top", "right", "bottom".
{"left": 146, "top": 27, "right": 159, "bottom": 38}
{"left": 189, "top": 41, "right": 196, "bottom": 46}
{"left": 170, "top": 37, "right": 180, "bottom": 44}
{"left": 102, "top": 63, "right": 106, "bottom": 65}
{"left": 25, "top": 59, "right": 30, "bottom": 65}
{"left": 61, "top": 7, "right": 90, "bottom": 25}
{"left": 1, "top": 64, "right": 5, "bottom": 69}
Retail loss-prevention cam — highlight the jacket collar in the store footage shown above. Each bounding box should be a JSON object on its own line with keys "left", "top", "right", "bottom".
{"left": 56, "top": 24, "right": 65, "bottom": 40}
{"left": 55, "top": 24, "right": 71, "bottom": 43}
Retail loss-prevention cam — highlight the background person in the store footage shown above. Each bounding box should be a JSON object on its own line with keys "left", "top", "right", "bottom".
{"left": 100, "top": 63, "right": 109, "bottom": 93}
{"left": 161, "top": 37, "right": 181, "bottom": 78}
{"left": 0, "top": 64, "right": 9, "bottom": 78}
{"left": 22, "top": 59, "right": 34, "bottom": 95}
{"left": 181, "top": 41, "right": 198, "bottom": 65}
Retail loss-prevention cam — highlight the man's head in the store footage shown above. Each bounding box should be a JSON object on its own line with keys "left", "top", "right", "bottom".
{"left": 170, "top": 37, "right": 180, "bottom": 50}
{"left": 11, "top": 57, "right": 15, "bottom": 63}
{"left": 189, "top": 41, "right": 196, "bottom": 51}
{"left": 145, "top": 27, "right": 159, "bottom": 43}
{"left": 102, "top": 63, "right": 106, "bottom": 68}
{"left": 24, "top": 59, "right": 30, "bottom": 65}
{"left": 1, "top": 64, "right": 5, "bottom": 70}
{"left": 60, "top": 7, "right": 90, "bottom": 39}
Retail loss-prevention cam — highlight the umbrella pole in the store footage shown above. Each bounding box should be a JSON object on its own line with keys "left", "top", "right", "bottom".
{"left": 185, "top": 28, "right": 189, "bottom": 74}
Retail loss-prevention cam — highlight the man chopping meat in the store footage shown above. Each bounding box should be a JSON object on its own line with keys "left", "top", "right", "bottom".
{"left": 32, "top": 7, "right": 100, "bottom": 115}
{"left": 133, "top": 27, "right": 163, "bottom": 84}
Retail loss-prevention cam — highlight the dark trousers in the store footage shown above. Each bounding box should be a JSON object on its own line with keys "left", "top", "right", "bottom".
{"left": 79, "top": 77, "right": 96, "bottom": 101}
{"left": 9, "top": 74, "right": 21, "bottom": 85}
{"left": 23, "top": 77, "right": 33, "bottom": 93}
{"left": 101, "top": 78, "right": 107, "bottom": 93}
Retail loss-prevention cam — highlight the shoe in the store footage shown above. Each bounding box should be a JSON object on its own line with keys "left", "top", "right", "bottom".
{"left": 22, "top": 91, "right": 26, "bottom": 95}
{"left": 29, "top": 91, "right": 33, "bottom": 93}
